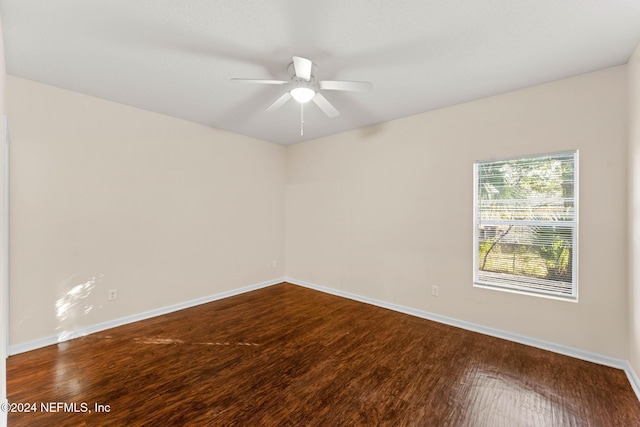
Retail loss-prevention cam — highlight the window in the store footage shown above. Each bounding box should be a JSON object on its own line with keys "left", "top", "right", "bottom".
{"left": 473, "top": 151, "right": 578, "bottom": 300}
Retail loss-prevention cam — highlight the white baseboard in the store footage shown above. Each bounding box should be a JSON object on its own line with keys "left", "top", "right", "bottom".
{"left": 8, "top": 278, "right": 284, "bottom": 356}
{"left": 624, "top": 361, "right": 640, "bottom": 400}
{"left": 284, "top": 277, "right": 640, "bottom": 401}
{"left": 8, "top": 276, "right": 640, "bottom": 402}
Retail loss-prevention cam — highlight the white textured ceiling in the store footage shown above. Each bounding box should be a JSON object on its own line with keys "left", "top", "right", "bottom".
{"left": 1, "top": 1, "right": 640, "bottom": 145}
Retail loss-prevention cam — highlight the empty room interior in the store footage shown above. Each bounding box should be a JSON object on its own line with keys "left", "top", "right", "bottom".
{"left": 3, "top": 1, "right": 640, "bottom": 426}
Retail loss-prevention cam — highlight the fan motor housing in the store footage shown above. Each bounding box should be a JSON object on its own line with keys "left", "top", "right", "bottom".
{"left": 288, "top": 62, "right": 319, "bottom": 83}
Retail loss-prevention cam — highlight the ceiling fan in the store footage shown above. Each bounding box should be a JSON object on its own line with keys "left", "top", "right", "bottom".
{"left": 231, "top": 56, "right": 372, "bottom": 121}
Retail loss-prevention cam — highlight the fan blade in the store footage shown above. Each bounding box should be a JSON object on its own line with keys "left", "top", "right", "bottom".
{"left": 292, "top": 56, "right": 313, "bottom": 81}
{"left": 231, "top": 78, "right": 288, "bottom": 85}
{"left": 266, "top": 92, "right": 292, "bottom": 112}
{"left": 312, "top": 93, "right": 339, "bottom": 118}
{"left": 320, "top": 80, "right": 373, "bottom": 92}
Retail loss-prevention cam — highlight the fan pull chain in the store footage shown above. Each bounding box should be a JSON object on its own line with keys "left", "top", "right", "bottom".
{"left": 300, "top": 103, "right": 304, "bottom": 136}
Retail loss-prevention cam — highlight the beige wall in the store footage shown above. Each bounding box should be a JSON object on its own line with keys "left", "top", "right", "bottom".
{"left": 5, "top": 63, "right": 633, "bottom": 362}
{"left": 286, "top": 66, "right": 629, "bottom": 358}
{"left": 630, "top": 43, "right": 640, "bottom": 373}
{"left": 7, "top": 77, "right": 286, "bottom": 346}
{"left": 0, "top": 13, "right": 7, "bottom": 424}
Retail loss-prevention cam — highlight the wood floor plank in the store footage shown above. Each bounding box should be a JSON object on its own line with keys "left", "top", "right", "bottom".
{"left": 6, "top": 282, "right": 640, "bottom": 426}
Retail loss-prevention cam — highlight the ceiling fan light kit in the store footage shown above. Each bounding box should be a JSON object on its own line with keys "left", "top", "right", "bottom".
{"left": 290, "top": 87, "right": 316, "bottom": 103}
{"left": 232, "top": 56, "right": 372, "bottom": 134}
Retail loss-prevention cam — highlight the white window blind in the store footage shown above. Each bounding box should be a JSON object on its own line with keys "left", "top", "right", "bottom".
{"left": 473, "top": 151, "right": 578, "bottom": 300}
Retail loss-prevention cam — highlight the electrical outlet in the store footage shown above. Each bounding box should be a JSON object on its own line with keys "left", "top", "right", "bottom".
{"left": 271, "top": 260, "right": 278, "bottom": 269}
{"left": 108, "top": 289, "right": 117, "bottom": 301}
{"left": 431, "top": 286, "right": 439, "bottom": 297}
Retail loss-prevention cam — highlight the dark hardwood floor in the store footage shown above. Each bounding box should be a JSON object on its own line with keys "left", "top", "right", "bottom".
{"left": 6, "top": 282, "right": 640, "bottom": 426}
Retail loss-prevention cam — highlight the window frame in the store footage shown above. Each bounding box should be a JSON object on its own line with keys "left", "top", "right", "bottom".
{"left": 473, "top": 150, "right": 579, "bottom": 301}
